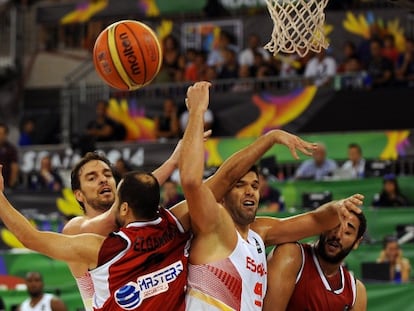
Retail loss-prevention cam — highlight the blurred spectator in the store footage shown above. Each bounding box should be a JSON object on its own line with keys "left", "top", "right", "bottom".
{"left": 207, "top": 30, "right": 239, "bottom": 69}
{"left": 377, "top": 235, "right": 411, "bottom": 283}
{"left": 179, "top": 108, "right": 214, "bottom": 136}
{"left": 341, "top": 143, "right": 366, "bottom": 179}
{"left": 238, "top": 33, "right": 270, "bottom": 67}
{"left": 365, "top": 38, "right": 394, "bottom": 88}
{"left": 184, "top": 48, "right": 198, "bottom": 68}
{"left": 337, "top": 40, "right": 360, "bottom": 73}
{"left": 205, "top": 65, "right": 218, "bottom": 82}
{"left": 382, "top": 34, "right": 399, "bottom": 65}
{"left": 154, "top": 98, "right": 180, "bottom": 140}
{"left": 0, "top": 122, "right": 19, "bottom": 189}
{"left": 217, "top": 48, "right": 239, "bottom": 79}
{"left": 342, "top": 56, "right": 363, "bottom": 74}
{"left": 232, "top": 65, "right": 254, "bottom": 92}
{"left": 85, "top": 100, "right": 126, "bottom": 142}
{"left": 257, "top": 171, "right": 284, "bottom": 214}
{"left": 249, "top": 51, "right": 267, "bottom": 77}
{"left": 185, "top": 50, "right": 208, "bottom": 82}
{"left": 278, "top": 52, "right": 303, "bottom": 78}
{"left": 395, "top": 37, "right": 414, "bottom": 87}
{"left": 161, "top": 179, "right": 184, "bottom": 209}
{"left": 304, "top": 49, "right": 337, "bottom": 87}
{"left": 372, "top": 174, "right": 410, "bottom": 207}
{"left": 357, "top": 24, "right": 382, "bottom": 68}
{"left": 18, "top": 118, "right": 36, "bottom": 146}
{"left": 17, "top": 271, "right": 68, "bottom": 311}
{"left": 113, "top": 158, "right": 133, "bottom": 183}
{"left": 294, "top": 142, "right": 338, "bottom": 180}
{"left": 160, "top": 34, "right": 181, "bottom": 82}
{"left": 28, "top": 155, "right": 63, "bottom": 192}
{"left": 254, "top": 51, "right": 278, "bottom": 78}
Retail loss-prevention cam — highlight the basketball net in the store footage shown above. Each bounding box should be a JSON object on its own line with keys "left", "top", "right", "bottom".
{"left": 264, "top": 0, "right": 329, "bottom": 57}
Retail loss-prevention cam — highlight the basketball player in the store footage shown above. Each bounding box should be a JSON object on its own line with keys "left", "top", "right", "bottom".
{"left": 0, "top": 83, "right": 324, "bottom": 310}
{"left": 17, "top": 271, "right": 68, "bottom": 311}
{"left": 62, "top": 145, "right": 184, "bottom": 310}
{"left": 180, "top": 81, "right": 364, "bottom": 310}
{"left": 264, "top": 210, "right": 367, "bottom": 311}
{"left": 0, "top": 168, "right": 191, "bottom": 310}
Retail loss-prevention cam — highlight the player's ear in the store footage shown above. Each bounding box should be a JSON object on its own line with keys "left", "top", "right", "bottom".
{"left": 74, "top": 189, "right": 84, "bottom": 204}
{"left": 353, "top": 236, "right": 363, "bottom": 250}
{"left": 119, "top": 202, "right": 129, "bottom": 216}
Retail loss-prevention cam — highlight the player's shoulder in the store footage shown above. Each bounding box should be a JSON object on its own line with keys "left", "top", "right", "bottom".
{"left": 62, "top": 215, "right": 89, "bottom": 234}
{"left": 355, "top": 278, "right": 366, "bottom": 294}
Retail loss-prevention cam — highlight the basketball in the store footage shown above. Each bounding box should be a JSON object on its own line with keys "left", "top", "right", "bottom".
{"left": 93, "top": 20, "right": 163, "bottom": 91}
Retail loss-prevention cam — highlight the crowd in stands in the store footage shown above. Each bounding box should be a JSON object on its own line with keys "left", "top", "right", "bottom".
{"left": 146, "top": 30, "right": 414, "bottom": 91}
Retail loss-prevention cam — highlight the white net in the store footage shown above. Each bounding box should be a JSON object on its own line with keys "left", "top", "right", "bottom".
{"left": 264, "top": 0, "right": 329, "bottom": 57}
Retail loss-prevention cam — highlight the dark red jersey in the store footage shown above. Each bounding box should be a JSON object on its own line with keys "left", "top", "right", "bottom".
{"left": 91, "top": 208, "right": 191, "bottom": 311}
{"left": 286, "top": 244, "right": 357, "bottom": 311}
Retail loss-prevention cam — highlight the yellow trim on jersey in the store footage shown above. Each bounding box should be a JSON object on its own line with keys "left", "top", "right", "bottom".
{"left": 188, "top": 288, "right": 235, "bottom": 311}
{"left": 107, "top": 24, "right": 132, "bottom": 90}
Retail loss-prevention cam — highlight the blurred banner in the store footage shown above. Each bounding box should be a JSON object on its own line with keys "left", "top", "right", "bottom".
{"left": 18, "top": 129, "right": 412, "bottom": 174}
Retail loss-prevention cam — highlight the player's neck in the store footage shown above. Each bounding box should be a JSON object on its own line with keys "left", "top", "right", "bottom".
{"left": 317, "top": 255, "right": 340, "bottom": 277}
{"left": 30, "top": 294, "right": 44, "bottom": 307}
{"left": 235, "top": 223, "right": 250, "bottom": 241}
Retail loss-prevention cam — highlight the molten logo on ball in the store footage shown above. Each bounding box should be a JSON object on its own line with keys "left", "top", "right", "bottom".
{"left": 120, "top": 32, "right": 142, "bottom": 76}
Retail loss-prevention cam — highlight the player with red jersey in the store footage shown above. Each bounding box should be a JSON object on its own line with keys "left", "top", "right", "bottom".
{"left": 92, "top": 207, "right": 190, "bottom": 310}
{"left": 264, "top": 210, "right": 367, "bottom": 311}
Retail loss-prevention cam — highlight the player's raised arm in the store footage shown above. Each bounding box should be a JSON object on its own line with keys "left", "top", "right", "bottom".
{"left": 151, "top": 138, "right": 181, "bottom": 186}
{"left": 179, "top": 81, "right": 224, "bottom": 234}
{"left": 253, "top": 194, "right": 364, "bottom": 245}
{"left": 0, "top": 165, "right": 102, "bottom": 267}
{"left": 206, "top": 129, "right": 317, "bottom": 201}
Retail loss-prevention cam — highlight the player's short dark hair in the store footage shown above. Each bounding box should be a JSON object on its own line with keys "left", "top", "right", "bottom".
{"left": 248, "top": 165, "right": 260, "bottom": 177}
{"left": 119, "top": 171, "right": 160, "bottom": 219}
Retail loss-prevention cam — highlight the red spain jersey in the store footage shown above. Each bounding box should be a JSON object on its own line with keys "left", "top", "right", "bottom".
{"left": 286, "top": 244, "right": 357, "bottom": 311}
{"left": 90, "top": 208, "right": 191, "bottom": 311}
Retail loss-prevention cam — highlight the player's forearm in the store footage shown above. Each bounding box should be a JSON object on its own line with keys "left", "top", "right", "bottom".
{"left": 180, "top": 109, "right": 205, "bottom": 188}
{"left": 310, "top": 200, "right": 341, "bottom": 230}
{"left": 207, "top": 130, "right": 280, "bottom": 200}
{"left": 0, "top": 192, "right": 39, "bottom": 247}
{"left": 152, "top": 157, "right": 177, "bottom": 186}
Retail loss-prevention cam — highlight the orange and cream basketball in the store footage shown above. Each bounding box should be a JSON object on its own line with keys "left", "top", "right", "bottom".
{"left": 93, "top": 20, "right": 162, "bottom": 91}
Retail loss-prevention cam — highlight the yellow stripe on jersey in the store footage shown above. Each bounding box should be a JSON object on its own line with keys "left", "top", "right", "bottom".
{"left": 187, "top": 288, "right": 235, "bottom": 311}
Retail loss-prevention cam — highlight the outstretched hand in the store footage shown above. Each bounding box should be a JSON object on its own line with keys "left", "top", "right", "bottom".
{"left": 185, "top": 81, "right": 211, "bottom": 113}
{"left": 273, "top": 130, "right": 317, "bottom": 160}
{"left": 335, "top": 193, "right": 364, "bottom": 235}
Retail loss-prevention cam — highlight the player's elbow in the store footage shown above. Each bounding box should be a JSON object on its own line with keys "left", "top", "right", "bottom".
{"left": 180, "top": 175, "right": 202, "bottom": 192}
{"left": 18, "top": 232, "right": 39, "bottom": 250}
